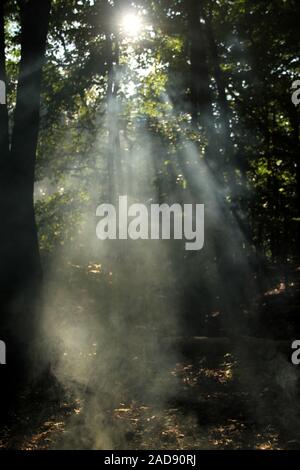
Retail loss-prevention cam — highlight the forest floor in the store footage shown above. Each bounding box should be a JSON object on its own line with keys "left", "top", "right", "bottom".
{"left": 1, "top": 264, "right": 300, "bottom": 450}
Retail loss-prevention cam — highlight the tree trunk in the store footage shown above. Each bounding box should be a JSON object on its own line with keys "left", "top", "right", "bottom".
{"left": 187, "top": 0, "right": 214, "bottom": 130}
{"left": 0, "top": 0, "right": 9, "bottom": 166}
{"left": 0, "top": 0, "right": 51, "bottom": 409}
{"left": 288, "top": 105, "right": 300, "bottom": 258}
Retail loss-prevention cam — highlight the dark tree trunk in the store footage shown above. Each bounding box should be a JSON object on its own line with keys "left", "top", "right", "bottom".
{"left": 187, "top": 0, "right": 213, "bottom": 130}
{"left": 185, "top": 0, "right": 223, "bottom": 186}
{"left": 288, "top": 105, "right": 300, "bottom": 258}
{"left": 0, "top": 0, "right": 51, "bottom": 411}
{"left": 0, "top": 0, "right": 9, "bottom": 165}
{"left": 204, "top": 13, "right": 235, "bottom": 179}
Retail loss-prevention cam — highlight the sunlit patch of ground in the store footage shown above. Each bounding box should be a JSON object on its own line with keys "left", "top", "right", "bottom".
{"left": 173, "top": 354, "right": 236, "bottom": 387}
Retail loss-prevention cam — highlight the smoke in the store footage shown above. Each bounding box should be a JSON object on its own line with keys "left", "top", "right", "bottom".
{"left": 35, "top": 95, "right": 183, "bottom": 448}
{"left": 34, "top": 65, "right": 241, "bottom": 448}
{"left": 29, "top": 23, "right": 299, "bottom": 451}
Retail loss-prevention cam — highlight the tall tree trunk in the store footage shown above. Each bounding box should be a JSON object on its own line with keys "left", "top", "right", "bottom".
{"left": 187, "top": 0, "right": 213, "bottom": 130}
{"left": 0, "top": 0, "right": 51, "bottom": 405}
{"left": 288, "top": 105, "right": 300, "bottom": 258}
{"left": 204, "top": 13, "right": 237, "bottom": 187}
{"left": 0, "top": 0, "right": 9, "bottom": 166}
{"left": 185, "top": 0, "right": 223, "bottom": 185}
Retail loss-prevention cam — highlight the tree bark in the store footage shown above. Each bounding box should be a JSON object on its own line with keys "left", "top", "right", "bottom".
{"left": 187, "top": 0, "right": 214, "bottom": 130}
{"left": 288, "top": 104, "right": 300, "bottom": 258}
{"left": 0, "top": 0, "right": 9, "bottom": 166}
{"left": 0, "top": 0, "right": 51, "bottom": 399}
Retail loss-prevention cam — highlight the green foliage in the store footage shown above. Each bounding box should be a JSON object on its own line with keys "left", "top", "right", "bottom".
{"left": 4, "top": 0, "right": 298, "bottom": 261}
{"left": 36, "top": 190, "right": 90, "bottom": 254}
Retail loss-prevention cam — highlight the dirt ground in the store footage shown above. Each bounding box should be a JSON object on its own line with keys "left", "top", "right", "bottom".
{"left": 1, "top": 265, "right": 300, "bottom": 450}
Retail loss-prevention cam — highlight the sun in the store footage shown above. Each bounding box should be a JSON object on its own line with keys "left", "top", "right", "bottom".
{"left": 121, "top": 13, "right": 142, "bottom": 37}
